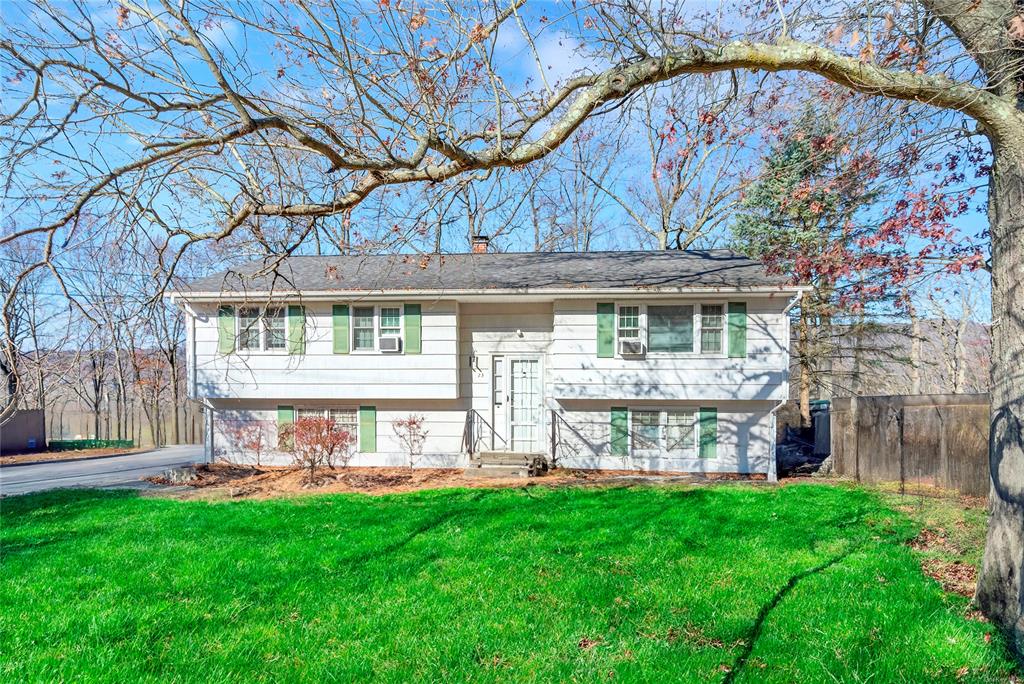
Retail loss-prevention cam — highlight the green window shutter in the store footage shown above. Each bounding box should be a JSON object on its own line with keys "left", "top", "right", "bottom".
{"left": 597, "top": 303, "right": 615, "bottom": 358}
{"left": 217, "top": 305, "right": 235, "bottom": 354}
{"left": 359, "top": 406, "right": 376, "bottom": 452}
{"left": 699, "top": 407, "right": 718, "bottom": 458}
{"left": 332, "top": 305, "right": 350, "bottom": 354}
{"left": 287, "top": 305, "right": 305, "bottom": 355}
{"left": 728, "top": 302, "right": 747, "bottom": 358}
{"left": 277, "top": 405, "right": 295, "bottom": 451}
{"left": 404, "top": 303, "right": 422, "bottom": 354}
{"left": 610, "top": 407, "right": 628, "bottom": 456}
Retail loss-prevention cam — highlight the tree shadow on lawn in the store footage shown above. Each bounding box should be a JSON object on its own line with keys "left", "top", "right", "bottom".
{"left": 722, "top": 541, "right": 864, "bottom": 683}
{"left": 1, "top": 484, "right": 1016, "bottom": 680}
{"left": 0, "top": 489, "right": 140, "bottom": 557}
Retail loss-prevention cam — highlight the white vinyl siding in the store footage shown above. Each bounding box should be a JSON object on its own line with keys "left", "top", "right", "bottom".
{"left": 211, "top": 399, "right": 773, "bottom": 475}
{"left": 194, "top": 300, "right": 458, "bottom": 399}
{"left": 549, "top": 297, "right": 790, "bottom": 401}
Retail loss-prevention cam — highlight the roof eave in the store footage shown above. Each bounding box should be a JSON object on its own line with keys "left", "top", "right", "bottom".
{"left": 166, "top": 284, "right": 805, "bottom": 303}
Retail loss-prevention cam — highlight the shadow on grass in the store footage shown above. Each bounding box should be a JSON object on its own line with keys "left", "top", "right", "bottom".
{"left": 722, "top": 542, "right": 864, "bottom": 683}
{"left": 341, "top": 490, "right": 495, "bottom": 569}
{"left": 0, "top": 489, "right": 143, "bottom": 558}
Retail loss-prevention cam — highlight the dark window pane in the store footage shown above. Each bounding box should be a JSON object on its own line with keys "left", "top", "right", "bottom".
{"left": 648, "top": 305, "right": 693, "bottom": 353}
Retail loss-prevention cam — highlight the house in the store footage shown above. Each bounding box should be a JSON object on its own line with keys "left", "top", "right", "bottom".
{"left": 170, "top": 242, "right": 802, "bottom": 480}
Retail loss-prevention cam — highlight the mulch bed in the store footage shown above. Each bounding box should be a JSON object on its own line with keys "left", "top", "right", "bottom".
{"left": 144, "top": 462, "right": 765, "bottom": 500}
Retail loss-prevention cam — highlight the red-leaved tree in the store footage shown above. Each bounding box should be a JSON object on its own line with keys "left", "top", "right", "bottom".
{"left": 290, "top": 416, "right": 356, "bottom": 483}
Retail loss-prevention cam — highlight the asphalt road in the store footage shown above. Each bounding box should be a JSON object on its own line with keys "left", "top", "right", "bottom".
{"left": 0, "top": 445, "right": 203, "bottom": 496}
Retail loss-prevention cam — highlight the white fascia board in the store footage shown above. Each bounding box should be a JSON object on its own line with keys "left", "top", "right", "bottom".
{"left": 167, "top": 285, "right": 806, "bottom": 303}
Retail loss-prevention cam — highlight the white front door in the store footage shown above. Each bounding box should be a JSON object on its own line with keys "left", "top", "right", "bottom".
{"left": 507, "top": 357, "right": 543, "bottom": 452}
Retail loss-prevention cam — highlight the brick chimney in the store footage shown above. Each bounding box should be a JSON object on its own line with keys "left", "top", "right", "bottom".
{"left": 471, "top": 235, "right": 490, "bottom": 254}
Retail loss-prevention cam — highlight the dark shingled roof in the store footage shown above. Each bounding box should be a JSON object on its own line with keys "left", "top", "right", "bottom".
{"left": 181, "top": 250, "right": 793, "bottom": 294}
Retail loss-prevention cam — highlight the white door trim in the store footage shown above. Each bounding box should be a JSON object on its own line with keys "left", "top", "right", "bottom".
{"left": 506, "top": 354, "right": 544, "bottom": 452}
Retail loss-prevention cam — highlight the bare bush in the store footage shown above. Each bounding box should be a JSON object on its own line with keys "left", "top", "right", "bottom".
{"left": 392, "top": 414, "right": 429, "bottom": 471}
{"left": 224, "top": 421, "right": 269, "bottom": 467}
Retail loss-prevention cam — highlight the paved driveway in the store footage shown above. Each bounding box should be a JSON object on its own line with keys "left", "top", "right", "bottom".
{"left": 0, "top": 445, "right": 203, "bottom": 496}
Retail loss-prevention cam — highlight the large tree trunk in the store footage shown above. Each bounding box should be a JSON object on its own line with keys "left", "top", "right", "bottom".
{"left": 975, "top": 145, "right": 1024, "bottom": 656}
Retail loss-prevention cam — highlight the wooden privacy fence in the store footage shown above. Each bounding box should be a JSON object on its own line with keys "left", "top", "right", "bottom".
{"left": 830, "top": 394, "right": 990, "bottom": 497}
{"left": 0, "top": 409, "right": 46, "bottom": 454}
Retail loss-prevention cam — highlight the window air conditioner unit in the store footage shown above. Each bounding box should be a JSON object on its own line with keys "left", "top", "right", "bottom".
{"left": 379, "top": 336, "right": 401, "bottom": 353}
{"left": 618, "top": 338, "right": 645, "bottom": 356}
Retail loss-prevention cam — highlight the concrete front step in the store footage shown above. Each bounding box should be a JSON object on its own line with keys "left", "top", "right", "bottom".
{"left": 468, "top": 465, "right": 531, "bottom": 478}
{"left": 467, "top": 451, "right": 549, "bottom": 478}
{"left": 476, "top": 451, "right": 545, "bottom": 465}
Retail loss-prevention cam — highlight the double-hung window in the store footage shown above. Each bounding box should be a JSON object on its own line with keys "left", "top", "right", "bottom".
{"left": 631, "top": 410, "right": 661, "bottom": 451}
{"left": 665, "top": 410, "right": 697, "bottom": 457}
{"left": 617, "top": 306, "right": 640, "bottom": 340}
{"left": 351, "top": 305, "right": 403, "bottom": 352}
{"left": 238, "top": 307, "right": 261, "bottom": 351}
{"left": 352, "top": 306, "right": 376, "bottom": 351}
{"left": 329, "top": 408, "right": 358, "bottom": 438}
{"left": 297, "top": 408, "right": 324, "bottom": 421}
{"left": 264, "top": 308, "right": 286, "bottom": 351}
{"left": 613, "top": 302, "right": 731, "bottom": 357}
{"left": 629, "top": 409, "right": 698, "bottom": 455}
{"left": 238, "top": 307, "right": 286, "bottom": 352}
{"left": 700, "top": 304, "right": 724, "bottom": 354}
{"left": 295, "top": 407, "right": 359, "bottom": 441}
{"left": 379, "top": 307, "right": 401, "bottom": 338}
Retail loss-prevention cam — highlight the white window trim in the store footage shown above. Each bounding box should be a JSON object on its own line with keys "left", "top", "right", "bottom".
{"left": 627, "top": 407, "right": 700, "bottom": 457}
{"left": 294, "top": 406, "right": 360, "bottom": 444}
{"left": 350, "top": 303, "right": 406, "bottom": 354}
{"left": 699, "top": 303, "right": 726, "bottom": 355}
{"left": 492, "top": 355, "right": 504, "bottom": 407}
{"left": 614, "top": 301, "right": 730, "bottom": 359}
{"left": 235, "top": 306, "right": 290, "bottom": 354}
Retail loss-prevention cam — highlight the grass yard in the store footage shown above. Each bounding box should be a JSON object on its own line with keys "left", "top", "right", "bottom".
{"left": 1, "top": 483, "right": 1018, "bottom": 682}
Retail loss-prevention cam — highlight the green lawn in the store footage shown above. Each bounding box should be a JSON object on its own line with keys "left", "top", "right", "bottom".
{"left": 1, "top": 483, "right": 1017, "bottom": 682}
